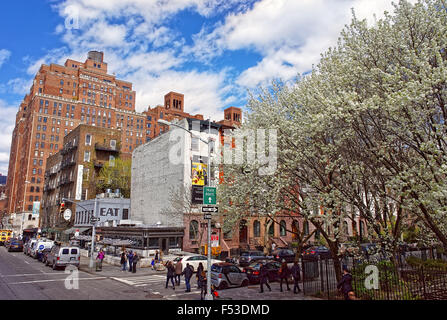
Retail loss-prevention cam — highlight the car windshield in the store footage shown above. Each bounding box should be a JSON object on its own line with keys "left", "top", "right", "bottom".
{"left": 211, "top": 265, "right": 222, "bottom": 273}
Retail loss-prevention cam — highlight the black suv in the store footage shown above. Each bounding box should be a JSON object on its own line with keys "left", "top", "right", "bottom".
{"left": 239, "top": 251, "right": 270, "bottom": 267}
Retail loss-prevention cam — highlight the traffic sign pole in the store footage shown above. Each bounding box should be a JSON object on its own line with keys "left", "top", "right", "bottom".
{"left": 89, "top": 198, "right": 97, "bottom": 269}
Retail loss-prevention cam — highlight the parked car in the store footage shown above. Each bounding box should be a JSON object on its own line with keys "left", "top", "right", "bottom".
{"left": 174, "top": 255, "right": 222, "bottom": 272}
{"left": 6, "top": 238, "right": 23, "bottom": 252}
{"left": 272, "top": 248, "right": 296, "bottom": 263}
{"left": 46, "top": 245, "right": 80, "bottom": 270}
{"left": 25, "top": 239, "right": 38, "bottom": 256}
{"left": 30, "top": 240, "right": 54, "bottom": 259}
{"left": 303, "top": 246, "right": 331, "bottom": 259}
{"left": 210, "top": 263, "right": 249, "bottom": 290}
{"left": 242, "top": 259, "right": 291, "bottom": 284}
{"left": 239, "top": 251, "right": 271, "bottom": 267}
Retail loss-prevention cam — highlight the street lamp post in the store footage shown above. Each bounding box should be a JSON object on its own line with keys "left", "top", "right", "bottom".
{"left": 158, "top": 118, "right": 214, "bottom": 300}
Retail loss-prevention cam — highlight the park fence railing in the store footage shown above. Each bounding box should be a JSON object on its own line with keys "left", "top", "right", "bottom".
{"left": 301, "top": 247, "right": 447, "bottom": 300}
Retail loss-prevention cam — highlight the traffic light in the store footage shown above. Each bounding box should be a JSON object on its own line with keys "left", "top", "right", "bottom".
{"left": 60, "top": 202, "right": 65, "bottom": 214}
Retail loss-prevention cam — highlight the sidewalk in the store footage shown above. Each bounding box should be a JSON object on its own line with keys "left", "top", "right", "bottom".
{"left": 79, "top": 256, "right": 161, "bottom": 277}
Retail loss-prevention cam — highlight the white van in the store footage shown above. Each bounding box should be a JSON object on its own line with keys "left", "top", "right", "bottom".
{"left": 25, "top": 239, "right": 38, "bottom": 256}
{"left": 46, "top": 245, "right": 80, "bottom": 270}
{"left": 31, "top": 240, "right": 54, "bottom": 259}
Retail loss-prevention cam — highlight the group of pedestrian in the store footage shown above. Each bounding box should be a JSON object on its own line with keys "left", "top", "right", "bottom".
{"left": 259, "top": 260, "right": 302, "bottom": 294}
{"left": 164, "top": 261, "right": 207, "bottom": 295}
{"left": 120, "top": 250, "right": 140, "bottom": 273}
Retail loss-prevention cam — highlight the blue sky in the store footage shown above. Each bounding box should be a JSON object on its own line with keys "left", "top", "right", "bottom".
{"left": 0, "top": 0, "right": 411, "bottom": 175}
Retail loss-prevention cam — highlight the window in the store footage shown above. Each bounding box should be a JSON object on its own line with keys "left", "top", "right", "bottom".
{"left": 122, "top": 209, "right": 129, "bottom": 220}
{"left": 189, "top": 220, "right": 199, "bottom": 240}
{"left": 85, "top": 134, "right": 91, "bottom": 146}
{"left": 268, "top": 223, "right": 275, "bottom": 237}
{"left": 253, "top": 220, "right": 261, "bottom": 237}
{"left": 303, "top": 221, "right": 309, "bottom": 236}
{"left": 84, "top": 151, "right": 90, "bottom": 162}
{"left": 280, "top": 220, "right": 287, "bottom": 236}
{"left": 191, "top": 137, "right": 199, "bottom": 151}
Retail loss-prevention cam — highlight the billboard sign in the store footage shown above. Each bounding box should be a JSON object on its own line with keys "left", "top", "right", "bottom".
{"left": 32, "top": 201, "right": 40, "bottom": 217}
{"left": 192, "top": 162, "right": 207, "bottom": 186}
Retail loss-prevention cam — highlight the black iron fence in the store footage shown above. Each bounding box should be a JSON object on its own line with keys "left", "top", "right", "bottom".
{"left": 301, "top": 248, "right": 447, "bottom": 300}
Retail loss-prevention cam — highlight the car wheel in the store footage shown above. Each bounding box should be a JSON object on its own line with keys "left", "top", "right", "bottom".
{"left": 241, "top": 279, "right": 249, "bottom": 287}
{"left": 218, "top": 281, "right": 228, "bottom": 290}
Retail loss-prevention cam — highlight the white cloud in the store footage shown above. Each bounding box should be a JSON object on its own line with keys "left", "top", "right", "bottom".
{"left": 189, "top": 0, "right": 418, "bottom": 88}
{"left": 0, "top": 49, "right": 11, "bottom": 69}
{"left": 0, "top": 99, "right": 18, "bottom": 175}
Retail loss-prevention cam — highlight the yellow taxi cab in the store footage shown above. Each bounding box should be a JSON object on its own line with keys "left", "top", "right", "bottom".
{"left": 0, "top": 230, "right": 13, "bottom": 246}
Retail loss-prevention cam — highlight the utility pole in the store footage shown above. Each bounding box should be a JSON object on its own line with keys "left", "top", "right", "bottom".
{"left": 205, "top": 117, "right": 213, "bottom": 301}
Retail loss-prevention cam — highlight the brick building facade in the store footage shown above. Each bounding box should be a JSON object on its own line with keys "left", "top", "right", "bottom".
{"left": 41, "top": 125, "right": 122, "bottom": 234}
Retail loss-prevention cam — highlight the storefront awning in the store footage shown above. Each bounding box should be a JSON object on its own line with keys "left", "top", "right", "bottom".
{"left": 63, "top": 227, "right": 90, "bottom": 235}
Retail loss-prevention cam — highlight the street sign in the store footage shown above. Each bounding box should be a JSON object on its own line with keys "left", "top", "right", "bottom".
{"left": 203, "top": 213, "right": 212, "bottom": 220}
{"left": 90, "top": 217, "right": 100, "bottom": 224}
{"left": 202, "top": 206, "right": 218, "bottom": 213}
{"left": 211, "top": 234, "right": 219, "bottom": 247}
{"left": 203, "top": 187, "right": 216, "bottom": 205}
{"left": 63, "top": 209, "right": 72, "bottom": 221}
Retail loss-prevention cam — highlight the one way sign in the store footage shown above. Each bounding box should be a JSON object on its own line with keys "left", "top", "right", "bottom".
{"left": 202, "top": 206, "right": 218, "bottom": 213}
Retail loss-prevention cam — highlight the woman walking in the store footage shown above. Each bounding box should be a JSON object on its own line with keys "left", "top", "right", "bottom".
{"left": 165, "top": 261, "right": 176, "bottom": 290}
{"left": 196, "top": 262, "right": 204, "bottom": 289}
{"left": 279, "top": 260, "right": 291, "bottom": 292}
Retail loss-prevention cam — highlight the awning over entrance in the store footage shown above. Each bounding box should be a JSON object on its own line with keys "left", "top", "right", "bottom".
{"left": 63, "top": 227, "right": 90, "bottom": 235}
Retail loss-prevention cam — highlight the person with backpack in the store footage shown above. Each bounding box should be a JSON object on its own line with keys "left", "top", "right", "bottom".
{"left": 279, "top": 260, "right": 291, "bottom": 292}
{"left": 96, "top": 249, "right": 105, "bottom": 272}
{"left": 166, "top": 261, "right": 176, "bottom": 290}
{"left": 132, "top": 252, "right": 139, "bottom": 273}
{"left": 291, "top": 261, "right": 302, "bottom": 293}
{"left": 182, "top": 263, "right": 194, "bottom": 292}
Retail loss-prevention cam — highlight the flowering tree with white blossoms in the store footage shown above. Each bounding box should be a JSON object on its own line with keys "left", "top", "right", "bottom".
{"left": 219, "top": 0, "right": 447, "bottom": 280}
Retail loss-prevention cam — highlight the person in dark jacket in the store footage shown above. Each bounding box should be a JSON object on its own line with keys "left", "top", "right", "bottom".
{"left": 182, "top": 263, "right": 194, "bottom": 292}
{"left": 279, "top": 260, "right": 290, "bottom": 292}
{"left": 120, "top": 251, "right": 127, "bottom": 271}
{"left": 127, "top": 251, "right": 134, "bottom": 273}
{"left": 259, "top": 262, "right": 271, "bottom": 293}
{"left": 155, "top": 250, "right": 159, "bottom": 263}
{"left": 337, "top": 267, "right": 354, "bottom": 300}
{"left": 196, "top": 262, "right": 204, "bottom": 289}
{"left": 132, "top": 252, "right": 139, "bottom": 273}
{"left": 165, "top": 261, "right": 176, "bottom": 290}
{"left": 291, "top": 261, "right": 302, "bottom": 293}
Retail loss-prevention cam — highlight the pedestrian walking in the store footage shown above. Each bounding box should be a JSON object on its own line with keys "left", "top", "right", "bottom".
{"left": 279, "top": 260, "right": 290, "bottom": 292}
{"left": 127, "top": 250, "right": 134, "bottom": 273}
{"left": 155, "top": 250, "right": 159, "bottom": 263}
{"left": 175, "top": 260, "right": 183, "bottom": 286}
{"left": 337, "top": 267, "right": 355, "bottom": 300}
{"left": 132, "top": 252, "right": 139, "bottom": 273}
{"left": 259, "top": 262, "right": 271, "bottom": 293}
{"left": 200, "top": 270, "right": 208, "bottom": 300}
{"left": 291, "top": 261, "right": 302, "bottom": 293}
{"left": 182, "top": 263, "right": 194, "bottom": 292}
{"left": 96, "top": 249, "right": 105, "bottom": 272}
{"left": 120, "top": 251, "right": 127, "bottom": 271}
{"left": 166, "top": 261, "right": 176, "bottom": 290}
{"left": 196, "top": 262, "right": 204, "bottom": 289}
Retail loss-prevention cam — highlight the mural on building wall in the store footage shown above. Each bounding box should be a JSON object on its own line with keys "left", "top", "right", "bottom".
{"left": 192, "top": 162, "right": 207, "bottom": 186}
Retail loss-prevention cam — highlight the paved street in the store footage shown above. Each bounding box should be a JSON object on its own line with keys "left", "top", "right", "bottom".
{"left": 0, "top": 246, "right": 317, "bottom": 300}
